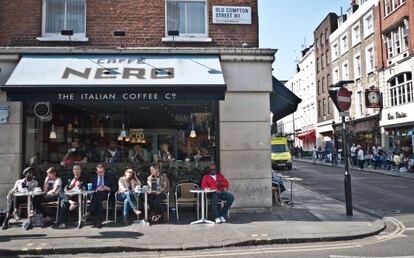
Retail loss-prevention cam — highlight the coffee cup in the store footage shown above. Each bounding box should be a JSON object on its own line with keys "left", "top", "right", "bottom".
{"left": 87, "top": 183, "right": 93, "bottom": 191}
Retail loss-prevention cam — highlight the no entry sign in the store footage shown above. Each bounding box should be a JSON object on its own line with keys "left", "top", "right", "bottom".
{"left": 337, "top": 87, "right": 352, "bottom": 111}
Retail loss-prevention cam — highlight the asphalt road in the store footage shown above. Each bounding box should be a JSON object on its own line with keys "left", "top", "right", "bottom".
{"left": 22, "top": 161, "right": 414, "bottom": 258}
{"left": 289, "top": 161, "right": 414, "bottom": 216}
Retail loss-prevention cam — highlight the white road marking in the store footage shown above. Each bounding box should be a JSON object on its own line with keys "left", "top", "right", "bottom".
{"left": 330, "top": 256, "right": 414, "bottom": 258}
{"left": 405, "top": 227, "right": 414, "bottom": 231}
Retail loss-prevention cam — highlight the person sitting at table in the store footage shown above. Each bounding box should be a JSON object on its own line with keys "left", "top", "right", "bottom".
{"left": 83, "top": 164, "right": 112, "bottom": 228}
{"left": 105, "top": 140, "right": 122, "bottom": 163}
{"left": 56, "top": 165, "right": 87, "bottom": 229}
{"left": 201, "top": 163, "right": 234, "bottom": 224}
{"left": 118, "top": 168, "right": 142, "bottom": 225}
{"left": 37, "top": 167, "right": 62, "bottom": 225}
{"left": 158, "top": 143, "right": 173, "bottom": 161}
{"left": 2, "top": 167, "right": 40, "bottom": 230}
{"left": 147, "top": 163, "right": 170, "bottom": 223}
{"left": 61, "top": 140, "right": 88, "bottom": 166}
{"left": 128, "top": 144, "right": 146, "bottom": 163}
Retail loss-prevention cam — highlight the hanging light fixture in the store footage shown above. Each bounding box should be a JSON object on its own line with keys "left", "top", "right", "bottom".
{"left": 49, "top": 124, "right": 57, "bottom": 139}
{"left": 190, "top": 123, "right": 196, "bottom": 138}
{"left": 120, "top": 123, "right": 127, "bottom": 138}
{"left": 189, "top": 113, "right": 197, "bottom": 138}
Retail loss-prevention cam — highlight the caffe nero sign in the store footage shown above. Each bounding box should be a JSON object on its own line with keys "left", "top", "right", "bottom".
{"left": 4, "top": 55, "right": 226, "bottom": 102}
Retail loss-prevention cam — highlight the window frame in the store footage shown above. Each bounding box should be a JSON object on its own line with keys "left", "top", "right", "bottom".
{"left": 332, "top": 41, "right": 339, "bottom": 61}
{"left": 342, "top": 61, "right": 349, "bottom": 80}
{"left": 333, "top": 66, "right": 340, "bottom": 83}
{"left": 384, "top": 0, "right": 406, "bottom": 17}
{"left": 39, "top": 0, "right": 88, "bottom": 42}
{"left": 352, "top": 23, "right": 361, "bottom": 46}
{"left": 363, "top": 10, "right": 374, "bottom": 38}
{"left": 383, "top": 21, "right": 409, "bottom": 60}
{"left": 354, "top": 53, "right": 361, "bottom": 80}
{"left": 365, "top": 43, "right": 375, "bottom": 73}
{"left": 163, "top": 0, "right": 210, "bottom": 42}
{"left": 388, "top": 72, "right": 413, "bottom": 107}
{"left": 340, "top": 34, "right": 348, "bottom": 56}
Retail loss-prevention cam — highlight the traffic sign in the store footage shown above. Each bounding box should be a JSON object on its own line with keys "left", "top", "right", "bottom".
{"left": 337, "top": 87, "right": 352, "bottom": 111}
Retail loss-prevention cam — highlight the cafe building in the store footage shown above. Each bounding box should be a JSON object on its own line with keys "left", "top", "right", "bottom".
{"left": 0, "top": 0, "right": 296, "bottom": 214}
{"left": 0, "top": 47, "right": 279, "bottom": 212}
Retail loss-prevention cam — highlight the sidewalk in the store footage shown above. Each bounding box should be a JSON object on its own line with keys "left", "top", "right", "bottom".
{"left": 0, "top": 184, "right": 385, "bottom": 255}
{"left": 298, "top": 157, "right": 414, "bottom": 180}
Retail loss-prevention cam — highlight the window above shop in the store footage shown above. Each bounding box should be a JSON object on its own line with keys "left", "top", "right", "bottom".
{"left": 388, "top": 72, "right": 413, "bottom": 107}
{"left": 37, "top": 0, "right": 88, "bottom": 42}
{"left": 163, "top": 0, "right": 211, "bottom": 42}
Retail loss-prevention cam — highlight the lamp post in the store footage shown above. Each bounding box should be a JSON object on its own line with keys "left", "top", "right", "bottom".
{"left": 329, "top": 80, "right": 354, "bottom": 216}
{"left": 291, "top": 83, "right": 296, "bottom": 149}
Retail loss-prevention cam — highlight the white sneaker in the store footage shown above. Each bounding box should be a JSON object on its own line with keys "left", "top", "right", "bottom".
{"left": 220, "top": 216, "right": 226, "bottom": 223}
{"left": 215, "top": 218, "right": 221, "bottom": 224}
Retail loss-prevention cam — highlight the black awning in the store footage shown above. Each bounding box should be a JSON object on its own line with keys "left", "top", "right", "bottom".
{"left": 270, "top": 76, "right": 301, "bottom": 121}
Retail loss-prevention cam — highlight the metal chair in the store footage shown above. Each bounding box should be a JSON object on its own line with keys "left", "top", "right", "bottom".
{"left": 162, "top": 191, "right": 170, "bottom": 221}
{"left": 175, "top": 182, "right": 199, "bottom": 220}
{"left": 13, "top": 196, "right": 60, "bottom": 223}
{"left": 83, "top": 191, "right": 111, "bottom": 223}
{"left": 205, "top": 189, "right": 231, "bottom": 220}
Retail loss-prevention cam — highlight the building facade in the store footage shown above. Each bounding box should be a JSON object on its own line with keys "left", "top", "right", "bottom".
{"left": 330, "top": 0, "right": 381, "bottom": 152}
{"left": 314, "top": 13, "right": 339, "bottom": 149}
{"left": 375, "top": 0, "right": 414, "bottom": 154}
{"left": 279, "top": 46, "right": 317, "bottom": 151}
{"left": 0, "top": 0, "right": 275, "bottom": 212}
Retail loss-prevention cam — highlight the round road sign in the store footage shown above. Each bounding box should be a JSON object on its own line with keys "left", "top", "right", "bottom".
{"left": 337, "top": 87, "right": 352, "bottom": 111}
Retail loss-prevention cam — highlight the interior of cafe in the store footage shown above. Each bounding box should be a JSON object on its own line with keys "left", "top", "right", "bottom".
{"left": 24, "top": 100, "right": 219, "bottom": 186}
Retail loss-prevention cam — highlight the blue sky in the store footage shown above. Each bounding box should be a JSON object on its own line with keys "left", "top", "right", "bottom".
{"left": 259, "top": 0, "right": 351, "bottom": 80}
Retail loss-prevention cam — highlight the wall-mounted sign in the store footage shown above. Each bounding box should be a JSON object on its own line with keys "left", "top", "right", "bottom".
{"left": 213, "top": 6, "right": 252, "bottom": 24}
{"left": 365, "top": 88, "right": 381, "bottom": 108}
{"left": 129, "top": 128, "right": 145, "bottom": 143}
{"left": 0, "top": 105, "right": 10, "bottom": 124}
{"left": 387, "top": 112, "right": 407, "bottom": 120}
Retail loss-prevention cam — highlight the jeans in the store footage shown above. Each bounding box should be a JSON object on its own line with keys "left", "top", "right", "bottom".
{"left": 117, "top": 192, "right": 138, "bottom": 217}
{"left": 208, "top": 191, "right": 234, "bottom": 219}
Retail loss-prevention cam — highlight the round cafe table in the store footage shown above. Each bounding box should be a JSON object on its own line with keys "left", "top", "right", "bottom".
{"left": 13, "top": 190, "right": 44, "bottom": 230}
{"left": 133, "top": 187, "right": 150, "bottom": 225}
{"left": 284, "top": 177, "right": 303, "bottom": 206}
{"left": 189, "top": 189, "right": 216, "bottom": 224}
{"left": 64, "top": 189, "right": 94, "bottom": 228}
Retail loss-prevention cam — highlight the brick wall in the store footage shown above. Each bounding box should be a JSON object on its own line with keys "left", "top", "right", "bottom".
{"left": 375, "top": 0, "right": 414, "bottom": 70}
{"left": 314, "top": 13, "right": 338, "bottom": 123}
{"left": 0, "top": 0, "right": 258, "bottom": 48}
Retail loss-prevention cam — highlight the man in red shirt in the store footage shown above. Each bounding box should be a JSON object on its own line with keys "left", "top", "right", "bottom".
{"left": 201, "top": 163, "right": 234, "bottom": 224}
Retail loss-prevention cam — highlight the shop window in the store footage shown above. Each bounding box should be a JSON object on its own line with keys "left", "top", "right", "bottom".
{"left": 41, "top": 0, "right": 86, "bottom": 40}
{"left": 166, "top": 0, "right": 207, "bottom": 38}
{"left": 388, "top": 72, "right": 413, "bottom": 106}
{"left": 24, "top": 101, "right": 218, "bottom": 186}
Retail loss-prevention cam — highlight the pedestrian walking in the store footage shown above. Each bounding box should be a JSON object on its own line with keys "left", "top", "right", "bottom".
{"left": 357, "top": 146, "right": 364, "bottom": 170}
